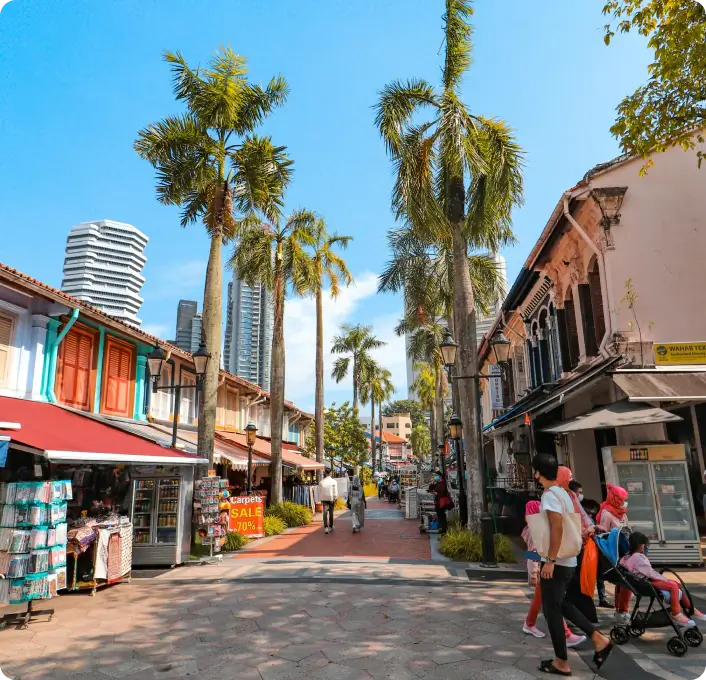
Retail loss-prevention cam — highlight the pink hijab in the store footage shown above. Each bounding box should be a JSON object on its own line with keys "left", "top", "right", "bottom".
{"left": 557, "top": 465, "right": 584, "bottom": 517}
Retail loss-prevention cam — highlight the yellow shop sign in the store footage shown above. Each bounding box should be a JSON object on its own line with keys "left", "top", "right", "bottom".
{"left": 654, "top": 343, "right": 706, "bottom": 366}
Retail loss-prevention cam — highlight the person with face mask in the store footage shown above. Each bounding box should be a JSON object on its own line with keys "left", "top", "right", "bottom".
{"left": 428, "top": 473, "right": 452, "bottom": 534}
{"left": 597, "top": 484, "right": 631, "bottom": 621}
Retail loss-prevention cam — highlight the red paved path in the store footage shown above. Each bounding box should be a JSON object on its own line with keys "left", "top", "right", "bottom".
{"left": 235, "top": 497, "right": 430, "bottom": 560}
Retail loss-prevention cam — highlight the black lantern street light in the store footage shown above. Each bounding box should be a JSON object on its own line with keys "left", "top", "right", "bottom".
{"left": 437, "top": 443, "right": 446, "bottom": 477}
{"left": 440, "top": 328, "right": 511, "bottom": 566}
{"left": 147, "top": 343, "right": 210, "bottom": 449}
{"left": 245, "top": 421, "right": 257, "bottom": 493}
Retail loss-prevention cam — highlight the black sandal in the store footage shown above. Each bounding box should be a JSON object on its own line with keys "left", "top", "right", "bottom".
{"left": 593, "top": 643, "right": 614, "bottom": 670}
{"left": 538, "top": 660, "right": 572, "bottom": 676}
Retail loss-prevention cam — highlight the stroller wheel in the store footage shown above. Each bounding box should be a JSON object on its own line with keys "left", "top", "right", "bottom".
{"left": 610, "top": 627, "right": 630, "bottom": 645}
{"left": 628, "top": 624, "right": 645, "bottom": 638}
{"left": 683, "top": 627, "right": 703, "bottom": 648}
{"left": 667, "top": 637, "right": 688, "bottom": 657}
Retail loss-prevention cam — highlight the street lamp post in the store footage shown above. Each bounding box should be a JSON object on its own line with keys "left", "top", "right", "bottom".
{"left": 147, "top": 343, "right": 210, "bottom": 450}
{"left": 245, "top": 421, "right": 257, "bottom": 493}
{"left": 439, "top": 328, "right": 511, "bottom": 565}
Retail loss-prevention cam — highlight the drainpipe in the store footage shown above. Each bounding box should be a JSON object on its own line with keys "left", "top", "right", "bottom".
{"left": 46, "top": 308, "right": 79, "bottom": 403}
{"left": 562, "top": 193, "right": 612, "bottom": 358}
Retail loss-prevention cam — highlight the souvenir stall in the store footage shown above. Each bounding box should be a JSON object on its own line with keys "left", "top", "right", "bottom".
{"left": 0, "top": 480, "right": 71, "bottom": 629}
{"left": 193, "top": 473, "right": 229, "bottom": 558}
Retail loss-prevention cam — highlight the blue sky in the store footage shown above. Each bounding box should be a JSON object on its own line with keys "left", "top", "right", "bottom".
{"left": 0, "top": 0, "right": 649, "bottom": 410}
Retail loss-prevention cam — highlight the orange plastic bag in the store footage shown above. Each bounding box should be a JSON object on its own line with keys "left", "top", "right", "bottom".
{"left": 580, "top": 539, "right": 598, "bottom": 598}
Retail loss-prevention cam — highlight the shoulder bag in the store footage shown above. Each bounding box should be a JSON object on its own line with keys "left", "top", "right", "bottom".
{"left": 526, "top": 487, "right": 582, "bottom": 560}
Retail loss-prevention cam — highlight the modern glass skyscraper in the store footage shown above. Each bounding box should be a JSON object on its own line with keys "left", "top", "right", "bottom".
{"left": 223, "top": 275, "right": 273, "bottom": 391}
{"left": 61, "top": 220, "right": 148, "bottom": 326}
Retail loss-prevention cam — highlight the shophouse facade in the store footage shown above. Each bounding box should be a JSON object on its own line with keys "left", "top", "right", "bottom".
{"left": 477, "top": 139, "right": 706, "bottom": 561}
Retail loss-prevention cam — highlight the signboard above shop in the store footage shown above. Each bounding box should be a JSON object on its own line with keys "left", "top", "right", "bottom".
{"left": 654, "top": 343, "right": 706, "bottom": 366}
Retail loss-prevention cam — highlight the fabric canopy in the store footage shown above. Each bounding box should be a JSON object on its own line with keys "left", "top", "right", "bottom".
{"left": 613, "top": 371, "right": 706, "bottom": 402}
{"left": 0, "top": 396, "right": 207, "bottom": 465}
{"left": 216, "top": 431, "right": 324, "bottom": 470}
{"left": 540, "top": 400, "right": 683, "bottom": 434}
{"left": 176, "top": 430, "right": 269, "bottom": 470}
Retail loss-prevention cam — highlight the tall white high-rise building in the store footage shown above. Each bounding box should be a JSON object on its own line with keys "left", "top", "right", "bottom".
{"left": 61, "top": 220, "right": 148, "bottom": 326}
{"left": 406, "top": 253, "right": 507, "bottom": 399}
{"left": 223, "top": 276, "right": 273, "bottom": 390}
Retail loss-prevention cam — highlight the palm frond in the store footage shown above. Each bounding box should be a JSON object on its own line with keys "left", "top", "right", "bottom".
{"left": 374, "top": 79, "right": 438, "bottom": 156}
{"left": 230, "top": 135, "right": 293, "bottom": 223}
{"left": 331, "top": 356, "right": 351, "bottom": 383}
{"left": 229, "top": 223, "right": 275, "bottom": 288}
{"left": 234, "top": 76, "right": 289, "bottom": 135}
{"left": 442, "top": 0, "right": 474, "bottom": 90}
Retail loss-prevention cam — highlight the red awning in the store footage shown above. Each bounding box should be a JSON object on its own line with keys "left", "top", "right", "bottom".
{"left": 0, "top": 396, "right": 207, "bottom": 465}
{"left": 216, "top": 432, "right": 324, "bottom": 470}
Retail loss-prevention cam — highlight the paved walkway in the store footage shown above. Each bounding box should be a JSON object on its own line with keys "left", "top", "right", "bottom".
{"left": 236, "top": 498, "right": 431, "bottom": 561}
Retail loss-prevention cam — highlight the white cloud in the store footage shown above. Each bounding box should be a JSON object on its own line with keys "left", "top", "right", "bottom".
{"left": 146, "top": 260, "right": 207, "bottom": 301}
{"left": 283, "top": 272, "right": 406, "bottom": 409}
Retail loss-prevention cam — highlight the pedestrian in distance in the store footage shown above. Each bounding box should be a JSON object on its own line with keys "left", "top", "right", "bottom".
{"left": 317, "top": 469, "right": 338, "bottom": 534}
{"left": 348, "top": 474, "right": 366, "bottom": 533}
{"left": 530, "top": 453, "right": 613, "bottom": 677}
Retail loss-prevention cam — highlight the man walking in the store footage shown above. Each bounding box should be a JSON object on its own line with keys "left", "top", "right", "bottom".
{"left": 531, "top": 453, "right": 613, "bottom": 676}
{"left": 318, "top": 470, "right": 338, "bottom": 534}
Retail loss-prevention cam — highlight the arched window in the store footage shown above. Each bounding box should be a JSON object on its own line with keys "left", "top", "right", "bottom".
{"left": 538, "top": 309, "right": 551, "bottom": 384}
{"left": 562, "top": 289, "right": 580, "bottom": 370}
{"left": 588, "top": 258, "right": 606, "bottom": 351}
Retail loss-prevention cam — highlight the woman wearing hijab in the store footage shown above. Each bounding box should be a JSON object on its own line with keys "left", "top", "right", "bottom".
{"left": 428, "top": 473, "right": 453, "bottom": 534}
{"left": 558, "top": 466, "right": 599, "bottom": 624}
{"left": 597, "top": 483, "right": 631, "bottom": 621}
{"left": 348, "top": 475, "right": 366, "bottom": 534}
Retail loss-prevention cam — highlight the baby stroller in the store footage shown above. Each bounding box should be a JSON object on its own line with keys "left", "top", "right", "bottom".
{"left": 593, "top": 528, "right": 703, "bottom": 657}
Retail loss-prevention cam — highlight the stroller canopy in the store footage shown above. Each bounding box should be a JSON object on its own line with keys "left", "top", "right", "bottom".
{"left": 593, "top": 527, "right": 630, "bottom": 566}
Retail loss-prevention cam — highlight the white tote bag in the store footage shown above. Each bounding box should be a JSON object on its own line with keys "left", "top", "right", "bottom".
{"left": 526, "top": 487, "right": 583, "bottom": 560}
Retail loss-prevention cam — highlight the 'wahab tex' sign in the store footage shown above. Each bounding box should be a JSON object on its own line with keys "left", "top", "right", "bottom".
{"left": 654, "top": 342, "right": 706, "bottom": 366}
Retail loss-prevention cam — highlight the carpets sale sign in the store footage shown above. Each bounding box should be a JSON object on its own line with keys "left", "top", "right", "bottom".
{"left": 227, "top": 496, "right": 265, "bottom": 538}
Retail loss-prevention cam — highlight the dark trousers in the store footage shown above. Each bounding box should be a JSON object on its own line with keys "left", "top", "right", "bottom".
{"left": 322, "top": 501, "right": 334, "bottom": 528}
{"left": 541, "top": 565, "right": 597, "bottom": 661}
{"left": 597, "top": 578, "right": 607, "bottom": 601}
{"left": 437, "top": 508, "right": 448, "bottom": 533}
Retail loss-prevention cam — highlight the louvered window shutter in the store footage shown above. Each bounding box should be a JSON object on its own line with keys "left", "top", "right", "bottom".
{"left": 103, "top": 341, "right": 133, "bottom": 416}
{"left": 513, "top": 346, "right": 528, "bottom": 397}
{"left": 564, "top": 299, "right": 580, "bottom": 369}
{"left": 589, "top": 267, "right": 606, "bottom": 350}
{"left": 0, "top": 314, "right": 14, "bottom": 385}
{"left": 58, "top": 329, "right": 93, "bottom": 410}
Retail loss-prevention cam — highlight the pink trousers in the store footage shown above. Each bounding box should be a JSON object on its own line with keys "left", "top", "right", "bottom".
{"left": 650, "top": 578, "right": 692, "bottom": 616}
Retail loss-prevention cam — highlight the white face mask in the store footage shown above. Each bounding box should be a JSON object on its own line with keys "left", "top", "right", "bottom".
{"left": 577, "top": 493, "right": 584, "bottom": 502}
{"left": 623, "top": 502, "right": 629, "bottom": 509}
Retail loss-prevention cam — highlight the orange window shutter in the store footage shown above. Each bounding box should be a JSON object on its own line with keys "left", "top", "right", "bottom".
{"left": 58, "top": 329, "right": 93, "bottom": 410}
{"left": 103, "top": 342, "right": 133, "bottom": 416}
{"left": 58, "top": 332, "right": 79, "bottom": 405}
{"left": 226, "top": 391, "right": 237, "bottom": 428}
{"left": 0, "top": 314, "right": 13, "bottom": 384}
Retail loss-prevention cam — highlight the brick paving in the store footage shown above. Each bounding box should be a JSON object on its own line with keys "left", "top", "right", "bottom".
{"left": 235, "top": 498, "right": 431, "bottom": 561}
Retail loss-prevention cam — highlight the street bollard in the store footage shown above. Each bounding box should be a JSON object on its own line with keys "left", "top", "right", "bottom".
{"left": 480, "top": 513, "right": 498, "bottom": 568}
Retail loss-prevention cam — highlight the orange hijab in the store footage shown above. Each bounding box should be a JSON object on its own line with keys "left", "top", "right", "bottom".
{"left": 557, "top": 465, "right": 583, "bottom": 516}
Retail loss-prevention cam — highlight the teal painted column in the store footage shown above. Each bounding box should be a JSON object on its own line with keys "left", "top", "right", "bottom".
{"left": 93, "top": 327, "right": 106, "bottom": 414}
{"left": 134, "top": 354, "right": 147, "bottom": 421}
{"left": 40, "top": 318, "right": 61, "bottom": 400}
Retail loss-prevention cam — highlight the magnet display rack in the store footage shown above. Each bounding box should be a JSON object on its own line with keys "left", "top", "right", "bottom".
{"left": 0, "top": 481, "right": 71, "bottom": 630}
{"left": 193, "top": 475, "right": 229, "bottom": 563}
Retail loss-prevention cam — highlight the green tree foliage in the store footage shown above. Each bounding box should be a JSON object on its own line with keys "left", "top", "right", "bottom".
{"left": 410, "top": 423, "right": 431, "bottom": 462}
{"left": 383, "top": 399, "right": 427, "bottom": 429}
{"left": 603, "top": 0, "right": 706, "bottom": 168}
{"left": 305, "top": 401, "right": 369, "bottom": 469}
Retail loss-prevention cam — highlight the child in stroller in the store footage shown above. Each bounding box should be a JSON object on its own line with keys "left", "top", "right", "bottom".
{"left": 594, "top": 528, "right": 705, "bottom": 657}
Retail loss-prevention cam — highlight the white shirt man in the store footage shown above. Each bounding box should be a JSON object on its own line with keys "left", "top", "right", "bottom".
{"left": 318, "top": 472, "right": 338, "bottom": 534}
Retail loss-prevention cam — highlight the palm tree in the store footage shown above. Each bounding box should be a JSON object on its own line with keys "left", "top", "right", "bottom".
{"left": 135, "top": 48, "right": 291, "bottom": 465}
{"left": 230, "top": 209, "right": 317, "bottom": 504}
{"left": 331, "top": 325, "right": 385, "bottom": 411}
{"left": 410, "top": 423, "right": 431, "bottom": 463}
{"left": 360, "top": 363, "right": 395, "bottom": 472}
{"left": 300, "top": 219, "right": 353, "bottom": 476}
{"left": 410, "top": 362, "right": 437, "bottom": 454}
{"left": 375, "top": 0, "right": 524, "bottom": 530}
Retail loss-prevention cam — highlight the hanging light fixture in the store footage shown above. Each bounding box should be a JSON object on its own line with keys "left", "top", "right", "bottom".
{"left": 192, "top": 342, "right": 211, "bottom": 378}
{"left": 439, "top": 329, "right": 459, "bottom": 368}
{"left": 490, "top": 330, "right": 511, "bottom": 365}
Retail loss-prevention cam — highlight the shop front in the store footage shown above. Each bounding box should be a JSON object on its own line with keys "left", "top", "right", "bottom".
{"left": 0, "top": 397, "right": 206, "bottom": 587}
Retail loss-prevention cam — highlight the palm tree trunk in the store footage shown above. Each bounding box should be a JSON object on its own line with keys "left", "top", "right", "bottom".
{"left": 315, "top": 287, "right": 325, "bottom": 481}
{"left": 434, "top": 367, "right": 445, "bottom": 459}
{"left": 269, "top": 248, "right": 286, "bottom": 505}
{"left": 353, "top": 357, "right": 358, "bottom": 412}
{"left": 378, "top": 401, "right": 383, "bottom": 472}
{"left": 429, "top": 402, "right": 436, "bottom": 463}
{"left": 451, "top": 220, "right": 482, "bottom": 532}
{"left": 197, "top": 217, "right": 223, "bottom": 467}
{"left": 370, "top": 398, "right": 376, "bottom": 472}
